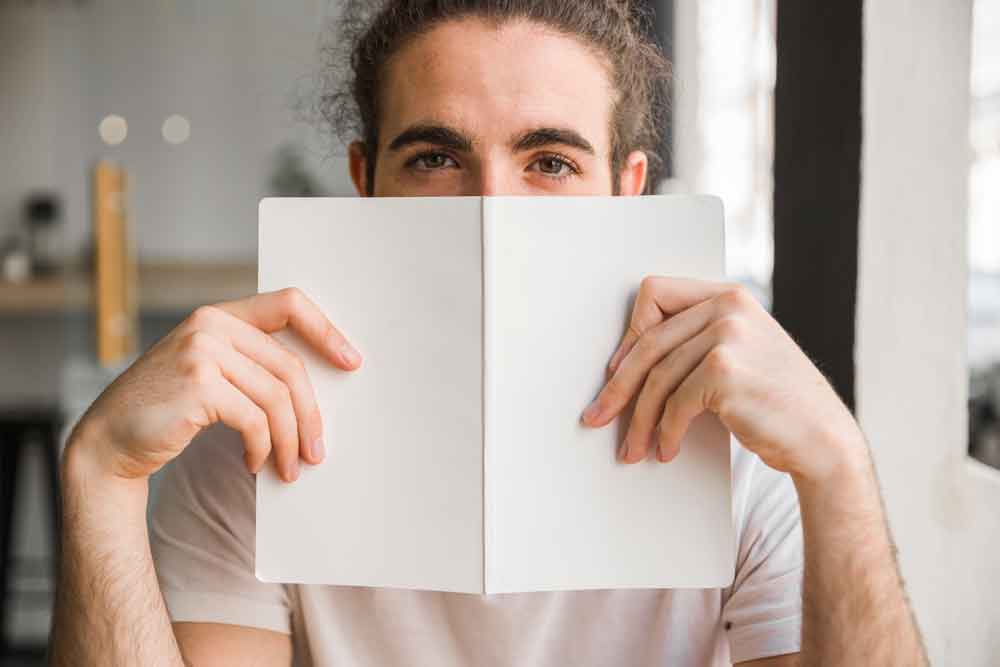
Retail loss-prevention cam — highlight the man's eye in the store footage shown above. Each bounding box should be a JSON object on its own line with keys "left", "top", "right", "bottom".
{"left": 530, "top": 155, "right": 578, "bottom": 178}
{"left": 409, "top": 153, "right": 458, "bottom": 170}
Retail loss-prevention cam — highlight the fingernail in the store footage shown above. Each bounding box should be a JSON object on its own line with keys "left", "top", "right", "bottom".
{"left": 619, "top": 437, "right": 630, "bottom": 461}
{"left": 339, "top": 342, "right": 360, "bottom": 367}
{"left": 286, "top": 460, "right": 300, "bottom": 483}
{"left": 582, "top": 400, "right": 602, "bottom": 424}
{"left": 311, "top": 437, "right": 325, "bottom": 462}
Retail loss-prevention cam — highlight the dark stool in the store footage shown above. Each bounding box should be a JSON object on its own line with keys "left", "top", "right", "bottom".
{"left": 0, "top": 403, "right": 62, "bottom": 655}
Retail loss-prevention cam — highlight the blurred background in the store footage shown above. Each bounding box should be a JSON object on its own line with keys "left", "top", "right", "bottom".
{"left": 0, "top": 0, "right": 996, "bottom": 664}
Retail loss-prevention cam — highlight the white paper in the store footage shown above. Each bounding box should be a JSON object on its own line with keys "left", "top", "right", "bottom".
{"left": 256, "top": 195, "right": 734, "bottom": 594}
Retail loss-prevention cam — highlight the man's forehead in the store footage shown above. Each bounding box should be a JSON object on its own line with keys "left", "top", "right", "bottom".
{"left": 377, "top": 17, "right": 614, "bottom": 151}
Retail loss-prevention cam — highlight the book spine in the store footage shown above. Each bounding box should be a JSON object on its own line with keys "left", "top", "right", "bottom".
{"left": 481, "top": 197, "right": 497, "bottom": 594}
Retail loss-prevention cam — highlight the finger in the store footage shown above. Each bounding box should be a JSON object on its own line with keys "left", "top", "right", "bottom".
{"left": 584, "top": 297, "right": 717, "bottom": 428}
{"left": 606, "top": 282, "right": 660, "bottom": 376}
{"left": 186, "top": 331, "right": 301, "bottom": 482}
{"left": 607, "top": 324, "right": 641, "bottom": 378}
{"left": 620, "top": 325, "right": 720, "bottom": 463}
{"left": 608, "top": 277, "right": 743, "bottom": 375}
{"left": 635, "top": 276, "right": 746, "bottom": 318}
{"left": 211, "top": 288, "right": 362, "bottom": 371}
{"left": 203, "top": 372, "right": 273, "bottom": 477}
{"left": 656, "top": 347, "right": 736, "bottom": 462}
{"left": 187, "top": 306, "right": 325, "bottom": 465}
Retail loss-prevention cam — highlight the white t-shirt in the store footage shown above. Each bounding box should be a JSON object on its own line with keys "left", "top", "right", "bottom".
{"left": 150, "top": 423, "right": 803, "bottom": 666}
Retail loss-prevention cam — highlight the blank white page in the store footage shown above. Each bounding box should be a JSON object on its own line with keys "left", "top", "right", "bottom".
{"left": 256, "top": 197, "right": 485, "bottom": 593}
{"left": 485, "top": 195, "right": 734, "bottom": 593}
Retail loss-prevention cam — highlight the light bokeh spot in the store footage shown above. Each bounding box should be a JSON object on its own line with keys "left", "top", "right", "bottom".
{"left": 162, "top": 114, "right": 191, "bottom": 145}
{"left": 98, "top": 114, "right": 128, "bottom": 146}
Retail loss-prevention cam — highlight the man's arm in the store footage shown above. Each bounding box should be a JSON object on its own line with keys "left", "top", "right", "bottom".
{"left": 734, "top": 436, "right": 926, "bottom": 667}
{"left": 794, "top": 437, "right": 927, "bottom": 664}
{"left": 49, "top": 427, "right": 292, "bottom": 667}
{"left": 49, "top": 437, "right": 184, "bottom": 666}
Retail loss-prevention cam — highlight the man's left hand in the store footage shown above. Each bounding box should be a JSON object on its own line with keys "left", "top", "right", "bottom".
{"left": 580, "top": 276, "right": 867, "bottom": 483}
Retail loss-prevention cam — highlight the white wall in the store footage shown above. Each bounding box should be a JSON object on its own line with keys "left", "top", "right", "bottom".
{"left": 668, "top": 0, "right": 776, "bottom": 289}
{"left": 0, "top": 0, "right": 353, "bottom": 265}
{"left": 0, "top": 4, "right": 85, "bottom": 259}
{"left": 858, "top": 0, "right": 1000, "bottom": 663}
{"left": 0, "top": 0, "right": 357, "bottom": 405}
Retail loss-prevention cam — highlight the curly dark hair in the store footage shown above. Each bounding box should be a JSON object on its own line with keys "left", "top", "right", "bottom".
{"left": 317, "top": 0, "right": 672, "bottom": 195}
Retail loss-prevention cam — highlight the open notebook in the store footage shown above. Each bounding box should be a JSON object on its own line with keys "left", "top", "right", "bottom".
{"left": 256, "top": 195, "right": 734, "bottom": 594}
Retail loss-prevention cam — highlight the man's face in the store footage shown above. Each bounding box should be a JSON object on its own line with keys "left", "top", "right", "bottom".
{"left": 349, "top": 18, "right": 648, "bottom": 197}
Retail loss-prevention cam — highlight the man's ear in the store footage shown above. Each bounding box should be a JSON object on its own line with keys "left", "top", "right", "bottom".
{"left": 349, "top": 141, "right": 369, "bottom": 197}
{"left": 618, "top": 150, "right": 649, "bottom": 196}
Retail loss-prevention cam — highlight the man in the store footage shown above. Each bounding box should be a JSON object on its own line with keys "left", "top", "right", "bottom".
{"left": 50, "top": 1, "right": 928, "bottom": 665}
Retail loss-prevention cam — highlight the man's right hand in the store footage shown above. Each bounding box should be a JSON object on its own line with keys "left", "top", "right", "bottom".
{"left": 66, "top": 287, "right": 362, "bottom": 484}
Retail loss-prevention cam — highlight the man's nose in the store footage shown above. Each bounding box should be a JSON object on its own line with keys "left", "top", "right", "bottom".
{"left": 471, "top": 162, "right": 517, "bottom": 197}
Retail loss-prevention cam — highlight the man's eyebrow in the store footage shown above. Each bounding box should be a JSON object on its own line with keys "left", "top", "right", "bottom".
{"left": 512, "top": 128, "right": 596, "bottom": 155}
{"left": 387, "top": 124, "right": 473, "bottom": 152}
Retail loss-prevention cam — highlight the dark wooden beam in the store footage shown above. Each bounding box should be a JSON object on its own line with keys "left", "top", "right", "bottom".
{"left": 772, "top": 2, "right": 863, "bottom": 410}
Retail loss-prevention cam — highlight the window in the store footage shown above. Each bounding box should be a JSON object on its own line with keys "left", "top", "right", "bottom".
{"left": 669, "top": 0, "right": 777, "bottom": 301}
{"left": 969, "top": 0, "right": 1000, "bottom": 468}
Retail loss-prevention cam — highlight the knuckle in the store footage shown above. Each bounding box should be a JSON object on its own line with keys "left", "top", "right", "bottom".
{"left": 265, "top": 380, "right": 293, "bottom": 408}
{"left": 631, "top": 332, "right": 652, "bottom": 358}
{"left": 713, "top": 315, "right": 747, "bottom": 342}
{"left": 639, "top": 275, "right": 660, "bottom": 295}
{"left": 662, "top": 388, "right": 692, "bottom": 423}
{"left": 278, "top": 286, "right": 307, "bottom": 312}
{"left": 274, "top": 347, "right": 306, "bottom": 381}
{"left": 183, "top": 357, "right": 217, "bottom": 389}
{"left": 188, "top": 304, "right": 222, "bottom": 329}
{"left": 661, "top": 396, "right": 678, "bottom": 423}
{"left": 287, "top": 350, "right": 306, "bottom": 373}
{"left": 720, "top": 285, "right": 754, "bottom": 311}
{"left": 646, "top": 362, "right": 670, "bottom": 391}
{"left": 248, "top": 409, "right": 270, "bottom": 443}
{"left": 316, "top": 320, "right": 338, "bottom": 348}
{"left": 715, "top": 395, "right": 734, "bottom": 422}
{"left": 663, "top": 343, "right": 687, "bottom": 368}
{"left": 272, "top": 432, "right": 298, "bottom": 458}
{"left": 179, "top": 329, "right": 214, "bottom": 356}
{"left": 176, "top": 334, "right": 217, "bottom": 387}
{"left": 705, "top": 345, "right": 736, "bottom": 378}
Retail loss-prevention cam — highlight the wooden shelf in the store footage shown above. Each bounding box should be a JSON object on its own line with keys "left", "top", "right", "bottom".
{"left": 0, "top": 263, "right": 257, "bottom": 315}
